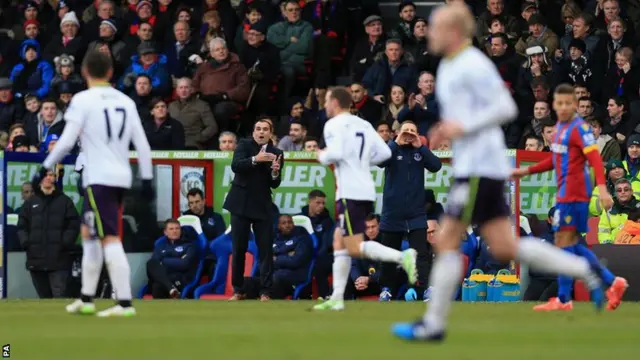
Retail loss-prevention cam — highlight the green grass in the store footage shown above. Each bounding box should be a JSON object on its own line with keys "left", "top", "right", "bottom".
{"left": 0, "top": 300, "right": 638, "bottom": 360}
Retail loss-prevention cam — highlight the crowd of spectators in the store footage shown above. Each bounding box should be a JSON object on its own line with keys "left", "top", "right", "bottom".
{"left": 5, "top": 0, "right": 640, "bottom": 300}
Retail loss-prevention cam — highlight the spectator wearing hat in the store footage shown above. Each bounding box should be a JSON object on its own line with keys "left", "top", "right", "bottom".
{"left": 407, "top": 17, "right": 439, "bottom": 75}
{"left": 47, "top": 0, "right": 70, "bottom": 39}
{"left": 388, "top": 2, "right": 416, "bottom": 47}
{"left": 519, "top": 1, "right": 538, "bottom": 26}
{"left": 50, "top": 54, "right": 84, "bottom": 98}
{"left": 23, "top": 19, "right": 44, "bottom": 44}
{"left": 82, "top": 0, "right": 125, "bottom": 25}
{"left": 168, "top": 77, "right": 218, "bottom": 150}
{"left": 0, "top": 78, "right": 22, "bottom": 131}
{"left": 87, "top": 18, "right": 127, "bottom": 69}
{"left": 515, "top": 14, "right": 559, "bottom": 58}
{"left": 266, "top": 0, "right": 313, "bottom": 112}
{"left": 237, "top": 19, "right": 281, "bottom": 116}
{"left": 44, "top": 11, "right": 87, "bottom": 66}
{"left": 362, "top": 39, "right": 418, "bottom": 104}
{"left": 143, "top": 97, "right": 186, "bottom": 150}
{"left": 84, "top": 0, "right": 121, "bottom": 43}
{"left": 604, "top": 17, "right": 636, "bottom": 73}
{"left": 11, "top": 1, "right": 41, "bottom": 41}
{"left": 55, "top": 81, "right": 75, "bottom": 112}
{"left": 350, "top": 15, "right": 386, "bottom": 83}
{"left": 558, "top": 12, "right": 607, "bottom": 75}
{"left": 603, "top": 96, "right": 634, "bottom": 144}
{"left": 164, "top": 20, "right": 201, "bottom": 79}
{"left": 25, "top": 97, "right": 64, "bottom": 148}
{"left": 11, "top": 135, "right": 30, "bottom": 152}
{"left": 604, "top": 47, "right": 640, "bottom": 103}
{"left": 516, "top": 46, "right": 557, "bottom": 105}
{"left": 555, "top": 38, "right": 597, "bottom": 96}
{"left": 192, "top": 37, "right": 250, "bottom": 132}
{"left": 590, "top": 158, "right": 629, "bottom": 216}
{"left": 119, "top": 41, "right": 171, "bottom": 97}
{"left": 302, "top": 0, "right": 347, "bottom": 88}
{"left": 234, "top": 2, "right": 266, "bottom": 52}
{"left": 476, "top": 0, "right": 520, "bottom": 45}
{"left": 128, "top": 0, "right": 156, "bottom": 36}
{"left": 9, "top": 40, "right": 54, "bottom": 100}
{"left": 623, "top": 134, "right": 640, "bottom": 182}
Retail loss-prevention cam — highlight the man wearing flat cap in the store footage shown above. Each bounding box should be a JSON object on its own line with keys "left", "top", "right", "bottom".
{"left": 350, "top": 15, "right": 386, "bottom": 82}
{"left": 238, "top": 19, "right": 281, "bottom": 116}
{"left": 0, "top": 78, "right": 22, "bottom": 132}
{"left": 118, "top": 41, "right": 172, "bottom": 97}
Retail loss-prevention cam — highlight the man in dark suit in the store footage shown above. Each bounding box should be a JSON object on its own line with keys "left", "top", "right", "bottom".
{"left": 223, "top": 118, "right": 284, "bottom": 301}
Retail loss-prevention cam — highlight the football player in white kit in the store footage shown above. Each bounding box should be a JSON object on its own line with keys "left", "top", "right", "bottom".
{"left": 312, "top": 86, "right": 418, "bottom": 311}
{"left": 35, "top": 51, "right": 154, "bottom": 317}
{"left": 391, "top": 4, "right": 605, "bottom": 341}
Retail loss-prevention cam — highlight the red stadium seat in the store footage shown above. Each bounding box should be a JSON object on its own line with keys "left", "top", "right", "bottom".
{"left": 143, "top": 294, "right": 153, "bottom": 300}
{"left": 586, "top": 217, "right": 599, "bottom": 246}
{"left": 200, "top": 253, "right": 254, "bottom": 300}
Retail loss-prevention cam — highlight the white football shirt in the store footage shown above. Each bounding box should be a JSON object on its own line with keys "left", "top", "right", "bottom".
{"left": 436, "top": 46, "right": 518, "bottom": 180}
{"left": 43, "top": 85, "right": 153, "bottom": 188}
{"left": 318, "top": 112, "right": 391, "bottom": 201}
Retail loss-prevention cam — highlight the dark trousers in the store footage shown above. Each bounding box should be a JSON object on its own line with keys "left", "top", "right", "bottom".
{"left": 212, "top": 101, "right": 240, "bottom": 133}
{"left": 379, "top": 229, "right": 432, "bottom": 294}
{"left": 313, "top": 254, "right": 333, "bottom": 299}
{"left": 345, "top": 278, "right": 381, "bottom": 300}
{"left": 242, "top": 275, "right": 295, "bottom": 299}
{"left": 146, "top": 258, "right": 183, "bottom": 299}
{"left": 30, "top": 270, "right": 68, "bottom": 298}
{"left": 231, "top": 214, "right": 274, "bottom": 296}
{"left": 523, "top": 277, "right": 558, "bottom": 301}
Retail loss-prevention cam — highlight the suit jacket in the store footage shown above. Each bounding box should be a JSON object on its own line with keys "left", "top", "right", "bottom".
{"left": 223, "top": 138, "right": 284, "bottom": 220}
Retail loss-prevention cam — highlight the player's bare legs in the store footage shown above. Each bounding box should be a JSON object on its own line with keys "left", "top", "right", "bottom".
{"left": 314, "top": 228, "right": 417, "bottom": 311}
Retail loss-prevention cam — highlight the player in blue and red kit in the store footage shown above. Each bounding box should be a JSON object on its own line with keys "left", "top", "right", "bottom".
{"left": 513, "top": 84, "right": 628, "bottom": 311}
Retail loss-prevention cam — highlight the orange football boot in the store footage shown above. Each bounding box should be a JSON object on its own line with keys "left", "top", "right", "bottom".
{"left": 533, "top": 297, "right": 573, "bottom": 311}
{"left": 606, "top": 277, "right": 629, "bottom": 311}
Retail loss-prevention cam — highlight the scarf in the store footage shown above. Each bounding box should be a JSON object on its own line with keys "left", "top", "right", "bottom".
{"left": 62, "top": 36, "right": 73, "bottom": 46}
{"left": 617, "top": 68, "right": 626, "bottom": 96}
{"left": 130, "top": 15, "right": 157, "bottom": 35}
{"left": 388, "top": 103, "right": 403, "bottom": 122}
{"left": 354, "top": 95, "right": 368, "bottom": 109}
{"left": 312, "top": 0, "right": 337, "bottom": 38}
{"left": 208, "top": 56, "right": 228, "bottom": 68}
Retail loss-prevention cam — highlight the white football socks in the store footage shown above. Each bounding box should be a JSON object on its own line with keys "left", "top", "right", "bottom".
{"left": 423, "top": 251, "right": 462, "bottom": 331}
{"left": 360, "top": 241, "right": 403, "bottom": 263}
{"left": 103, "top": 241, "right": 133, "bottom": 301}
{"left": 329, "top": 249, "right": 351, "bottom": 302}
{"left": 81, "top": 239, "right": 103, "bottom": 299}
{"left": 517, "top": 237, "right": 600, "bottom": 288}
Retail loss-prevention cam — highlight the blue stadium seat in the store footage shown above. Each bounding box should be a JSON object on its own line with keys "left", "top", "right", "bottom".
{"left": 194, "top": 226, "right": 258, "bottom": 299}
{"left": 291, "top": 215, "right": 319, "bottom": 300}
{"left": 137, "top": 215, "right": 209, "bottom": 299}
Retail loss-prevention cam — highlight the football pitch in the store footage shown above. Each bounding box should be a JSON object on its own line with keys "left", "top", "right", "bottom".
{"left": 0, "top": 300, "right": 638, "bottom": 360}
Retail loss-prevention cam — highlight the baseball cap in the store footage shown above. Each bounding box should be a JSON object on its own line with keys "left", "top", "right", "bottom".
{"left": 628, "top": 134, "right": 640, "bottom": 147}
{"left": 522, "top": 2, "right": 537, "bottom": 12}
{"left": 12, "top": 135, "right": 29, "bottom": 149}
{"left": 606, "top": 159, "right": 625, "bottom": 173}
{"left": 363, "top": 15, "right": 382, "bottom": 26}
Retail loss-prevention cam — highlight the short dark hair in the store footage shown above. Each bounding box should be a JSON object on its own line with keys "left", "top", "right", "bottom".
{"left": 365, "top": 214, "right": 380, "bottom": 222}
{"left": 164, "top": 218, "right": 180, "bottom": 229}
{"left": 578, "top": 96, "right": 592, "bottom": 103}
{"left": 525, "top": 134, "right": 543, "bottom": 146}
{"left": 284, "top": 0, "right": 300, "bottom": 8}
{"left": 187, "top": 188, "right": 204, "bottom": 199}
{"left": 554, "top": 83, "right": 575, "bottom": 96}
{"left": 328, "top": 86, "right": 353, "bottom": 109}
{"left": 82, "top": 50, "right": 113, "bottom": 79}
{"left": 610, "top": 96, "right": 626, "bottom": 108}
{"left": 290, "top": 119, "right": 306, "bottom": 130}
{"left": 492, "top": 32, "right": 508, "bottom": 45}
{"left": 303, "top": 136, "right": 318, "bottom": 145}
{"left": 376, "top": 121, "right": 390, "bottom": 131}
{"left": 41, "top": 97, "right": 58, "bottom": 107}
{"left": 584, "top": 115, "right": 601, "bottom": 127}
{"left": 308, "top": 189, "right": 326, "bottom": 199}
{"left": 576, "top": 12, "right": 595, "bottom": 27}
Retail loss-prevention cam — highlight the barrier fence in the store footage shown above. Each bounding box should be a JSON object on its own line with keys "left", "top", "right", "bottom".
{"left": 0, "top": 150, "right": 557, "bottom": 298}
